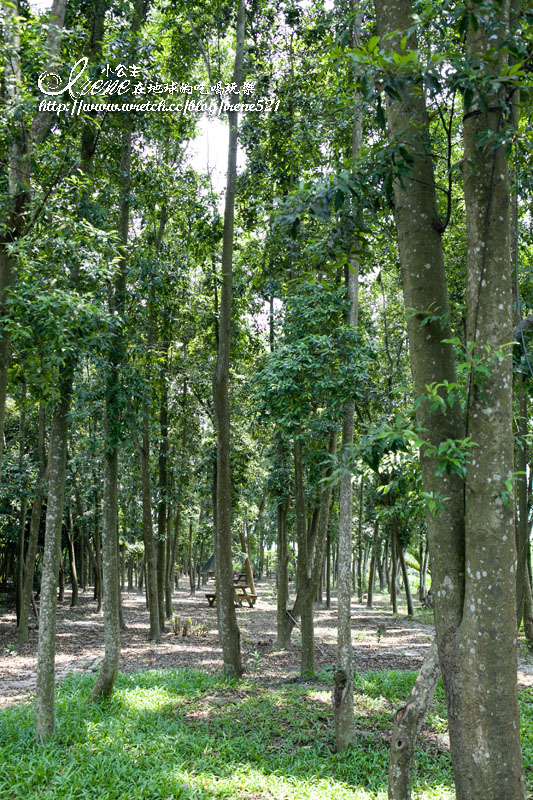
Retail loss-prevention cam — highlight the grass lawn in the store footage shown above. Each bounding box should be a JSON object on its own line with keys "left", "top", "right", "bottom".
{"left": 0, "top": 669, "right": 531, "bottom": 800}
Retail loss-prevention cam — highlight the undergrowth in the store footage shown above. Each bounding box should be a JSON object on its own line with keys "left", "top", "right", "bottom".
{"left": 0, "top": 669, "right": 531, "bottom": 800}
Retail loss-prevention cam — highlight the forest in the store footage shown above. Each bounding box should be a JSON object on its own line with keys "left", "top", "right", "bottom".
{"left": 0, "top": 0, "right": 532, "bottom": 798}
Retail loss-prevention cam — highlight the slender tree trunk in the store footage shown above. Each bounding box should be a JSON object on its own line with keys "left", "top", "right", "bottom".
{"left": 91, "top": 0, "right": 142, "bottom": 699}
{"left": 18, "top": 407, "right": 47, "bottom": 643}
{"left": 393, "top": 523, "right": 414, "bottom": 617}
{"left": 276, "top": 498, "right": 290, "bottom": 648}
{"left": 213, "top": 0, "right": 245, "bottom": 679}
{"left": 356, "top": 478, "right": 364, "bottom": 604}
{"left": 157, "top": 355, "right": 169, "bottom": 628}
{"left": 326, "top": 531, "right": 331, "bottom": 609}
{"left": 388, "top": 638, "right": 440, "bottom": 800}
{"left": 138, "top": 422, "right": 160, "bottom": 641}
{"left": 390, "top": 530, "right": 397, "bottom": 614}
{"left": 523, "top": 572, "right": 533, "bottom": 652}
{"left": 516, "top": 379, "right": 529, "bottom": 630}
{"left": 188, "top": 520, "right": 196, "bottom": 595}
{"left": 35, "top": 366, "right": 72, "bottom": 743}
{"left": 335, "top": 241, "right": 359, "bottom": 750}
{"left": 291, "top": 433, "right": 337, "bottom": 676}
{"left": 165, "top": 504, "right": 173, "bottom": 617}
{"left": 367, "top": 519, "right": 379, "bottom": 609}
{"left": 57, "top": 554, "right": 65, "bottom": 602}
{"left": 90, "top": 442, "right": 121, "bottom": 699}
{"left": 66, "top": 511, "right": 78, "bottom": 608}
{"left": 379, "top": 539, "right": 387, "bottom": 591}
{"left": 238, "top": 523, "right": 256, "bottom": 595}
{"left": 93, "top": 512, "right": 103, "bottom": 612}
{"left": 15, "top": 384, "right": 27, "bottom": 625}
{"left": 422, "top": 542, "right": 429, "bottom": 594}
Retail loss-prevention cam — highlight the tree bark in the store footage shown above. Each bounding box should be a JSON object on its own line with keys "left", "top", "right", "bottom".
{"left": 356, "top": 477, "right": 364, "bottom": 604}
{"left": 15, "top": 383, "right": 28, "bottom": 625}
{"left": 373, "top": 0, "right": 525, "bottom": 795}
{"left": 90, "top": 442, "right": 121, "bottom": 700}
{"left": 138, "top": 417, "right": 160, "bottom": 641}
{"left": 213, "top": 0, "right": 245, "bottom": 679}
{"left": 66, "top": 510, "right": 78, "bottom": 608}
{"left": 393, "top": 522, "right": 414, "bottom": 617}
{"left": 388, "top": 638, "right": 440, "bottom": 800}
{"left": 367, "top": 519, "right": 379, "bottom": 609}
{"left": 18, "top": 406, "right": 47, "bottom": 643}
{"left": 35, "top": 366, "right": 72, "bottom": 743}
{"left": 291, "top": 432, "right": 337, "bottom": 677}
{"left": 459, "top": 3, "right": 524, "bottom": 792}
{"left": 92, "top": 0, "right": 143, "bottom": 698}
{"left": 516, "top": 378, "right": 530, "bottom": 633}
{"left": 157, "top": 353, "right": 169, "bottom": 628}
{"left": 276, "top": 497, "right": 290, "bottom": 648}
{"left": 335, "top": 246, "right": 359, "bottom": 750}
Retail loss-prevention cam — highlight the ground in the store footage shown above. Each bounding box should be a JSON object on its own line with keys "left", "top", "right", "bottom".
{"left": 1, "top": 578, "right": 532, "bottom": 708}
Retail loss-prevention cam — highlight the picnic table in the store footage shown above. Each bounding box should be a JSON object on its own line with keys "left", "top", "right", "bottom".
{"left": 205, "top": 583, "right": 257, "bottom": 608}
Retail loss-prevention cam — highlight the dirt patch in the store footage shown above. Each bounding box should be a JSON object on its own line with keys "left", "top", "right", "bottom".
{"left": 0, "top": 579, "right": 531, "bottom": 707}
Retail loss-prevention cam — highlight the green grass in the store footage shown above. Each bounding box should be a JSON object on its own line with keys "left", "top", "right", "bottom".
{"left": 0, "top": 669, "right": 531, "bottom": 800}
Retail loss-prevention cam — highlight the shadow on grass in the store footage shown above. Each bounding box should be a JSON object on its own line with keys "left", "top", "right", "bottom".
{"left": 0, "top": 668, "right": 474, "bottom": 800}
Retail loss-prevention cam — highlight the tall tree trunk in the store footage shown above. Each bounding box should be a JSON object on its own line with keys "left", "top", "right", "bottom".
{"left": 335, "top": 243, "right": 359, "bottom": 750}
{"left": 356, "top": 477, "right": 364, "bottom": 604}
{"left": 390, "top": 528, "right": 398, "bottom": 614}
{"left": 459, "top": 2, "right": 524, "bottom": 793}
{"left": 374, "top": 0, "right": 525, "bottom": 795}
{"left": 367, "top": 519, "right": 379, "bottom": 609}
{"left": 393, "top": 521, "right": 414, "bottom": 616}
{"left": 213, "top": 0, "right": 245, "bottom": 679}
{"left": 93, "top": 490, "right": 103, "bottom": 611}
{"left": 188, "top": 520, "right": 196, "bottom": 595}
{"left": 16, "top": 383, "right": 28, "bottom": 625}
{"left": 516, "top": 378, "right": 530, "bottom": 635}
{"left": 165, "top": 502, "right": 173, "bottom": 617}
{"left": 326, "top": 530, "right": 331, "bottom": 609}
{"left": 91, "top": 0, "right": 146, "bottom": 695}
{"left": 276, "top": 498, "right": 290, "bottom": 648}
{"left": 138, "top": 419, "right": 160, "bottom": 641}
{"left": 66, "top": 509, "right": 78, "bottom": 608}
{"left": 238, "top": 521, "right": 256, "bottom": 595}
{"left": 291, "top": 432, "right": 337, "bottom": 677}
{"left": 90, "top": 442, "right": 121, "bottom": 699}
{"left": 18, "top": 406, "right": 47, "bottom": 643}
{"left": 157, "top": 364, "right": 168, "bottom": 628}
{"left": 35, "top": 366, "right": 72, "bottom": 743}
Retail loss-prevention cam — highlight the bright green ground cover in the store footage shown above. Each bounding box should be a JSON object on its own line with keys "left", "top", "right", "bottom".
{"left": 0, "top": 669, "right": 531, "bottom": 800}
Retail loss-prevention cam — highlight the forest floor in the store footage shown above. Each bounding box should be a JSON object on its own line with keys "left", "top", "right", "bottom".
{"left": 1, "top": 578, "right": 532, "bottom": 708}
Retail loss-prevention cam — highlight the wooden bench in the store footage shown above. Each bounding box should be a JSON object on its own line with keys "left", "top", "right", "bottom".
{"left": 205, "top": 585, "right": 258, "bottom": 608}
{"left": 232, "top": 585, "right": 258, "bottom": 608}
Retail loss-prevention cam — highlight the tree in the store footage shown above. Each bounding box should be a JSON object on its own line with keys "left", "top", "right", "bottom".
{"left": 372, "top": 0, "right": 525, "bottom": 795}
{"left": 214, "top": 0, "right": 245, "bottom": 678}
